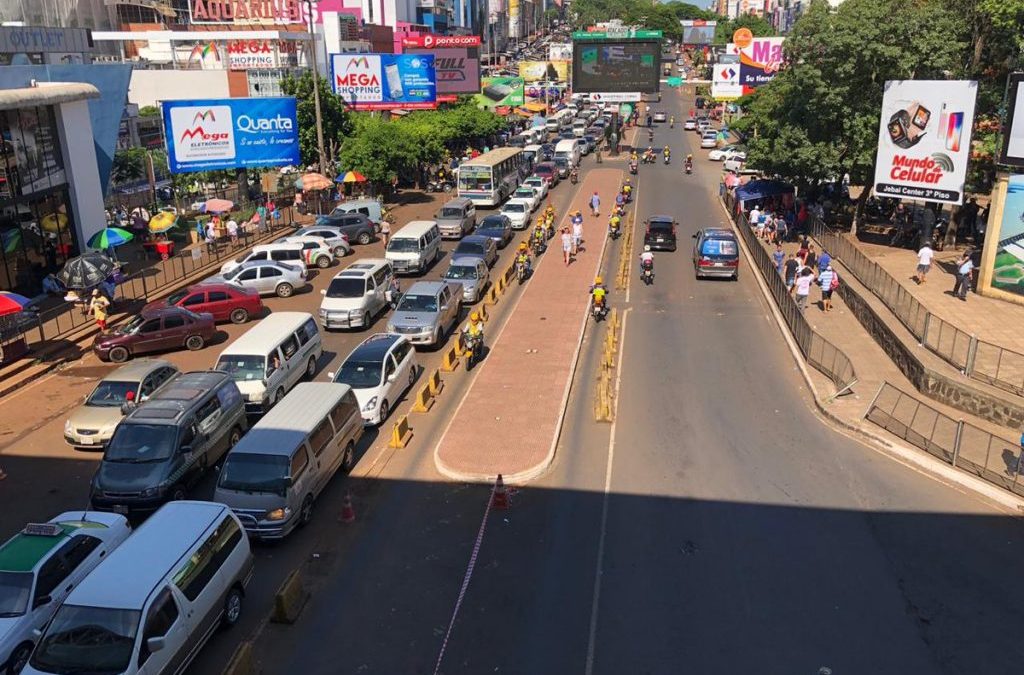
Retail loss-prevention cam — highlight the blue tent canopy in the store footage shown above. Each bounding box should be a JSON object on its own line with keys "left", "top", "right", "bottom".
{"left": 530, "top": 115, "right": 547, "bottom": 128}
{"left": 735, "top": 180, "right": 795, "bottom": 203}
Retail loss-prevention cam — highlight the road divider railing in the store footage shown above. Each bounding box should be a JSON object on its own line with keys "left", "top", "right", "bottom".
{"left": 477, "top": 304, "right": 489, "bottom": 322}
{"left": 388, "top": 415, "right": 413, "bottom": 448}
{"left": 222, "top": 641, "right": 254, "bottom": 675}
{"left": 427, "top": 368, "right": 444, "bottom": 396}
{"left": 594, "top": 308, "right": 621, "bottom": 422}
{"left": 271, "top": 569, "right": 309, "bottom": 624}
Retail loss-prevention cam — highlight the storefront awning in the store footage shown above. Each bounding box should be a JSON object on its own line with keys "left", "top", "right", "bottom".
{"left": 735, "top": 180, "right": 794, "bottom": 203}
{"left": 0, "top": 82, "right": 99, "bottom": 111}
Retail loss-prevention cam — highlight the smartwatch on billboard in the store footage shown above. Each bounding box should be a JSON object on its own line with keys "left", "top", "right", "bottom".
{"left": 911, "top": 103, "right": 931, "bottom": 131}
{"left": 888, "top": 110, "right": 913, "bottom": 148}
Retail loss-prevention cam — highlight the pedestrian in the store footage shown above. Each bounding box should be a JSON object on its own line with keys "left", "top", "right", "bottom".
{"left": 749, "top": 205, "right": 761, "bottom": 229}
{"left": 227, "top": 217, "right": 239, "bottom": 246}
{"left": 952, "top": 249, "right": 974, "bottom": 300}
{"left": 914, "top": 241, "right": 933, "bottom": 284}
{"left": 572, "top": 216, "right": 583, "bottom": 255}
{"left": 89, "top": 289, "right": 110, "bottom": 331}
{"left": 204, "top": 220, "right": 216, "bottom": 252}
{"left": 561, "top": 227, "right": 572, "bottom": 265}
{"left": 794, "top": 267, "right": 815, "bottom": 311}
{"left": 784, "top": 253, "right": 800, "bottom": 294}
{"left": 818, "top": 263, "right": 837, "bottom": 312}
{"left": 805, "top": 244, "right": 817, "bottom": 271}
{"left": 211, "top": 214, "right": 222, "bottom": 238}
{"left": 589, "top": 191, "right": 600, "bottom": 217}
{"left": 772, "top": 243, "right": 785, "bottom": 276}
{"left": 817, "top": 248, "right": 831, "bottom": 274}
{"left": 379, "top": 218, "right": 391, "bottom": 247}
{"left": 775, "top": 213, "right": 788, "bottom": 243}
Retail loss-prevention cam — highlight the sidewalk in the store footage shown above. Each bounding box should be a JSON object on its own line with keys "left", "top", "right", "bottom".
{"left": 434, "top": 168, "right": 624, "bottom": 482}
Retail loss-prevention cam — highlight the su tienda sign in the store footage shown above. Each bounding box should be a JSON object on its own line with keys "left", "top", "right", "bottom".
{"left": 188, "top": 0, "right": 306, "bottom": 23}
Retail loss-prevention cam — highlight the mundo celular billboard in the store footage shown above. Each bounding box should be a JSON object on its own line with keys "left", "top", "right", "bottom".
{"left": 330, "top": 54, "right": 438, "bottom": 110}
{"left": 162, "top": 97, "right": 299, "bottom": 174}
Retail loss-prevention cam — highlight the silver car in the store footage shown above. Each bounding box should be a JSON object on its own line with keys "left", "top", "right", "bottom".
{"left": 292, "top": 225, "right": 352, "bottom": 258}
{"left": 386, "top": 280, "right": 463, "bottom": 347}
{"left": 213, "top": 260, "right": 309, "bottom": 298}
{"left": 444, "top": 256, "right": 490, "bottom": 303}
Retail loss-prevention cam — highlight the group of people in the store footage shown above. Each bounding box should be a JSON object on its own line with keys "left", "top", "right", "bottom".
{"left": 913, "top": 240, "right": 976, "bottom": 301}
{"left": 749, "top": 204, "right": 792, "bottom": 244}
{"left": 775, "top": 237, "right": 838, "bottom": 312}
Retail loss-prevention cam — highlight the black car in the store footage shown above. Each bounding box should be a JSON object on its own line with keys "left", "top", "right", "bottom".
{"left": 475, "top": 214, "right": 514, "bottom": 248}
{"left": 583, "top": 134, "right": 599, "bottom": 153}
{"left": 314, "top": 211, "right": 378, "bottom": 244}
{"left": 644, "top": 215, "right": 678, "bottom": 252}
{"left": 539, "top": 143, "right": 556, "bottom": 161}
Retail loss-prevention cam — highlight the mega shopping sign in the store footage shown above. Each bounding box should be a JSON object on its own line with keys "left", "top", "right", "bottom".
{"left": 330, "top": 53, "right": 438, "bottom": 109}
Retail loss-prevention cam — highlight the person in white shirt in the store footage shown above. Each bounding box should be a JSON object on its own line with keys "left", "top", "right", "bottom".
{"left": 226, "top": 219, "right": 239, "bottom": 245}
{"left": 749, "top": 206, "right": 761, "bottom": 230}
{"left": 794, "top": 267, "right": 815, "bottom": 311}
{"left": 914, "top": 243, "right": 933, "bottom": 284}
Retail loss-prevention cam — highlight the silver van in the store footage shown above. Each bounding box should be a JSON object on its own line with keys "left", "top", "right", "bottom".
{"left": 385, "top": 220, "right": 442, "bottom": 275}
{"left": 24, "top": 502, "right": 253, "bottom": 675}
{"left": 326, "top": 198, "right": 383, "bottom": 227}
{"left": 319, "top": 258, "right": 394, "bottom": 330}
{"left": 436, "top": 197, "right": 477, "bottom": 239}
{"left": 215, "top": 382, "right": 364, "bottom": 539}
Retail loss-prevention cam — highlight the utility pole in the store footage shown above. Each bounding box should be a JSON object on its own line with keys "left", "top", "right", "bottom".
{"left": 305, "top": 0, "right": 328, "bottom": 176}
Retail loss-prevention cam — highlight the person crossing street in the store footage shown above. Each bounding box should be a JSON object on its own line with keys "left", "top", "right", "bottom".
{"left": 589, "top": 191, "right": 601, "bottom": 217}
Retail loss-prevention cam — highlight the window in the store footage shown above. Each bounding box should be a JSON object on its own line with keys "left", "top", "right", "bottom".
{"left": 309, "top": 418, "right": 334, "bottom": 457}
{"left": 392, "top": 340, "right": 411, "bottom": 366}
{"left": 383, "top": 355, "right": 397, "bottom": 381}
{"left": 373, "top": 267, "right": 390, "bottom": 287}
{"left": 290, "top": 447, "right": 309, "bottom": 477}
{"left": 330, "top": 393, "right": 360, "bottom": 429}
{"left": 172, "top": 516, "right": 242, "bottom": 602}
{"left": 280, "top": 335, "right": 300, "bottom": 359}
{"left": 298, "top": 319, "right": 319, "bottom": 346}
{"left": 34, "top": 555, "right": 71, "bottom": 603}
{"left": 195, "top": 397, "right": 221, "bottom": 435}
{"left": 249, "top": 252, "right": 268, "bottom": 261}
{"left": 260, "top": 266, "right": 282, "bottom": 278}
{"left": 162, "top": 316, "right": 185, "bottom": 331}
{"left": 182, "top": 294, "right": 205, "bottom": 307}
{"left": 238, "top": 268, "right": 259, "bottom": 281}
{"left": 60, "top": 535, "right": 102, "bottom": 571}
{"left": 208, "top": 291, "right": 230, "bottom": 302}
{"left": 139, "top": 319, "right": 162, "bottom": 334}
{"left": 138, "top": 587, "right": 179, "bottom": 666}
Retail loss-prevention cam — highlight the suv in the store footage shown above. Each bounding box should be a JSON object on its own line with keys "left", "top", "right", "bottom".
{"left": 0, "top": 513, "right": 132, "bottom": 675}
{"left": 329, "top": 333, "right": 419, "bottom": 426}
{"left": 314, "top": 211, "right": 378, "bottom": 245}
{"left": 436, "top": 197, "right": 477, "bottom": 239}
{"left": 221, "top": 242, "right": 306, "bottom": 275}
{"left": 291, "top": 225, "right": 352, "bottom": 258}
{"left": 64, "top": 359, "right": 180, "bottom": 449}
{"left": 386, "top": 280, "right": 463, "bottom": 347}
{"left": 693, "top": 228, "right": 740, "bottom": 280}
{"left": 319, "top": 259, "right": 394, "bottom": 330}
{"left": 93, "top": 306, "right": 216, "bottom": 363}
{"left": 644, "top": 215, "right": 678, "bottom": 252}
{"left": 145, "top": 282, "right": 263, "bottom": 325}
{"left": 89, "top": 371, "right": 248, "bottom": 516}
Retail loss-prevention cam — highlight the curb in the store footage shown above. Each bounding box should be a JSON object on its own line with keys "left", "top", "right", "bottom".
{"left": 719, "top": 197, "right": 1024, "bottom": 513}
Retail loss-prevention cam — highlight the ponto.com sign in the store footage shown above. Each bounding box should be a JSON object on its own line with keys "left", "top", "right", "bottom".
{"left": 169, "top": 105, "right": 235, "bottom": 162}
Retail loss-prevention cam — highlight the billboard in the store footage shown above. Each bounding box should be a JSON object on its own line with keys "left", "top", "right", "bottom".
{"left": 738, "top": 36, "right": 784, "bottom": 90}
{"left": 548, "top": 42, "right": 572, "bottom": 61}
{"left": 680, "top": 20, "right": 716, "bottom": 45}
{"left": 873, "top": 80, "right": 978, "bottom": 205}
{"left": 188, "top": 0, "right": 304, "bottom": 24}
{"left": 518, "top": 60, "right": 569, "bottom": 82}
{"left": 475, "top": 77, "right": 525, "bottom": 110}
{"left": 711, "top": 64, "right": 742, "bottom": 101}
{"left": 330, "top": 54, "right": 438, "bottom": 110}
{"left": 999, "top": 72, "right": 1024, "bottom": 167}
{"left": 984, "top": 175, "right": 1024, "bottom": 297}
{"left": 405, "top": 46, "right": 480, "bottom": 96}
{"left": 162, "top": 97, "right": 299, "bottom": 173}
{"left": 572, "top": 40, "right": 661, "bottom": 94}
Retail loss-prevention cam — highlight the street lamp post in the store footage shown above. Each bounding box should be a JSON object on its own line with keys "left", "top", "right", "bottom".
{"left": 304, "top": 0, "right": 328, "bottom": 177}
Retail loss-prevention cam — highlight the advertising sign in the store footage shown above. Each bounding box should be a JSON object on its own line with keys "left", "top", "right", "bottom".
{"left": 405, "top": 46, "right": 481, "bottom": 96}
{"left": 738, "top": 36, "right": 784, "bottom": 90}
{"left": 572, "top": 40, "right": 661, "bottom": 94}
{"left": 227, "top": 40, "right": 279, "bottom": 70}
{"left": 400, "top": 34, "right": 481, "bottom": 48}
{"left": 680, "top": 20, "right": 716, "bottom": 45}
{"left": 999, "top": 72, "right": 1024, "bottom": 167}
{"left": 188, "top": 0, "right": 304, "bottom": 23}
{"left": 548, "top": 42, "right": 572, "bottom": 61}
{"left": 873, "top": 80, "right": 978, "bottom": 205}
{"left": 162, "top": 97, "right": 299, "bottom": 174}
{"left": 572, "top": 30, "right": 662, "bottom": 40}
{"left": 711, "top": 64, "right": 742, "bottom": 101}
{"left": 519, "top": 60, "right": 569, "bottom": 82}
{"left": 983, "top": 175, "right": 1024, "bottom": 297}
{"left": 330, "top": 54, "right": 438, "bottom": 110}
{"left": 589, "top": 92, "right": 641, "bottom": 103}
{"left": 474, "top": 77, "right": 525, "bottom": 110}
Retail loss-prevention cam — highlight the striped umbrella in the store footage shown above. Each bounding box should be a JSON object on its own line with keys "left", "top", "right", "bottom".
{"left": 335, "top": 170, "right": 367, "bottom": 183}
{"left": 87, "top": 227, "right": 134, "bottom": 250}
{"left": 295, "top": 172, "right": 333, "bottom": 191}
{"left": 0, "top": 228, "right": 21, "bottom": 254}
{"left": 0, "top": 292, "right": 31, "bottom": 317}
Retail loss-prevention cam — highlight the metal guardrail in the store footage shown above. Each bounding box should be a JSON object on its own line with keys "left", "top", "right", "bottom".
{"left": 810, "top": 220, "right": 1024, "bottom": 398}
{"left": 725, "top": 194, "right": 858, "bottom": 397}
{"left": 865, "top": 382, "right": 1024, "bottom": 497}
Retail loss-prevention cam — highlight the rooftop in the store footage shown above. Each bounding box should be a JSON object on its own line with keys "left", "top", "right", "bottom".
{"left": 0, "top": 82, "right": 99, "bottom": 111}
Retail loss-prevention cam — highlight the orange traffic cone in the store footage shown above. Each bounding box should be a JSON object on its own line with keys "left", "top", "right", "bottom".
{"left": 492, "top": 474, "right": 509, "bottom": 511}
{"left": 340, "top": 492, "right": 356, "bottom": 523}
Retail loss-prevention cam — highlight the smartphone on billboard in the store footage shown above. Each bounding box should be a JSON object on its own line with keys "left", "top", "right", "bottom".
{"left": 946, "top": 112, "right": 964, "bottom": 152}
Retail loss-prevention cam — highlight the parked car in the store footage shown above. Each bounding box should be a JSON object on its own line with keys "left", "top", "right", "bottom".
{"left": 292, "top": 225, "right": 352, "bottom": 258}
{"left": 653, "top": 110, "right": 667, "bottom": 122}
{"left": 707, "top": 144, "right": 747, "bottom": 162}
{"left": 693, "top": 228, "right": 740, "bottom": 280}
{"left": 0, "top": 512, "right": 132, "bottom": 675}
{"left": 700, "top": 130, "right": 719, "bottom": 149}
{"left": 315, "top": 205, "right": 380, "bottom": 243}
{"left": 533, "top": 162, "right": 559, "bottom": 186}
{"left": 386, "top": 280, "right": 463, "bottom": 347}
{"left": 696, "top": 118, "right": 712, "bottom": 134}
{"left": 275, "top": 235, "right": 335, "bottom": 269}
{"left": 522, "top": 176, "right": 549, "bottom": 200}
{"left": 644, "top": 215, "right": 678, "bottom": 252}
{"left": 475, "top": 214, "right": 514, "bottom": 248}
{"left": 452, "top": 235, "right": 498, "bottom": 268}
{"left": 512, "top": 186, "right": 541, "bottom": 212}
{"left": 211, "top": 260, "right": 308, "bottom": 298}
{"left": 220, "top": 242, "right": 306, "bottom": 275}
{"left": 93, "top": 307, "right": 215, "bottom": 363}
{"left": 329, "top": 333, "right": 419, "bottom": 425}
{"left": 499, "top": 199, "right": 532, "bottom": 230}
{"left": 444, "top": 256, "right": 490, "bottom": 303}
{"left": 146, "top": 281, "right": 263, "bottom": 325}
{"left": 319, "top": 259, "right": 394, "bottom": 330}
{"left": 683, "top": 117, "right": 697, "bottom": 130}
{"left": 64, "top": 360, "right": 179, "bottom": 449}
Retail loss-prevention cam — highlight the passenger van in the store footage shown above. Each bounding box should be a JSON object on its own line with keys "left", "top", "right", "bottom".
{"left": 214, "top": 383, "right": 364, "bottom": 539}
{"left": 385, "top": 220, "right": 441, "bottom": 275}
{"left": 435, "top": 197, "right": 477, "bottom": 239}
{"left": 89, "top": 372, "right": 248, "bottom": 516}
{"left": 214, "top": 312, "right": 323, "bottom": 414}
{"left": 319, "top": 259, "right": 394, "bottom": 330}
{"left": 24, "top": 502, "right": 253, "bottom": 675}
{"left": 554, "top": 139, "right": 581, "bottom": 168}
{"left": 326, "top": 198, "right": 383, "bottom": 226}
{"left": 220, "top": 242, "right": 305, "bottom": 275}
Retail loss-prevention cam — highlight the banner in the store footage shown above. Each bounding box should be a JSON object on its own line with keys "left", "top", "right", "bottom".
{"left": 519, "top": 60, "right": 569, "bottom": 82}
{"left": 985, "top": 175, "right": 1024, "bottom": 297}
{"left": 873, "top": 80, "right": 978, "bottom": 205}
{"left": 405, "top": 46, "right": 481, "bottom": 95}
{"left": 680, "top": 20, "right": 716, "bottom": 45}
{"left": 572, "top": 40, "right": 661, "bottom": 94}
{"left": 711, "top": 63, "right": 742, "bottom": 101}
{"left": 330, "top": 54, "right": 438, "bottom": 110}
{"left": 162, "top": 97, "right": 299, "bottom": 173}
{"left": 588, "top": 92, "right": 641, "bottom": 103}
{"left": 548, "top": 42, "right": 572, "bottom": 61}
{"left": 227, "top": 40, "right": 285, "bottom": 70}
{"left": 400, "top": 34, "right": 481, "bottom": 48}
{"left": 738, "top": 36, "right": 784, "bottom": 90}
{"left": 188, "top": 0, "right": 303, "bottom": 24}
{"left": 1000, "top": 72, "right": 1024, "bottom": 167}
{"left": 475, "top": 77, "right": 524, "bottom": 110}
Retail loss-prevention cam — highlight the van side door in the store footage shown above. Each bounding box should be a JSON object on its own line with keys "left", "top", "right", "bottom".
{"left": 136, "top": 586, "right": 190, "bottom": 675}
{"left": 277, "top": 334, "right": 302, "bottom": 390}
{"left": 194, "top": 396, "right": 228, "bottom": 465}
{"left": 330, "top": 392, "right": 364, "bottom": 466}
{"left": 308, "top": 417, "right": 342, "bottom": 491}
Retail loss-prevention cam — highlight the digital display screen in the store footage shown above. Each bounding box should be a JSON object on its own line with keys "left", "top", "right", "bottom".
{"left": 571, "top": 40, "right": 661, "bottom": 94}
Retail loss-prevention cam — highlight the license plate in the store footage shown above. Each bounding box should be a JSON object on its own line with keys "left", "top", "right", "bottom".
{"left": 714, "top": 262, "right": 724, "bottom": 267}
{"left": 79, "top": 437, "right": 93, "bottom": 445}
{"left": 112, "top": 505, "right": 129, "bottom": 515}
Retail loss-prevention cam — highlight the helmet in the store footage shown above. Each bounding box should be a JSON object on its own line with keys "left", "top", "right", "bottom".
{"left": 519, "top": 242, "right": 528, "bottom": 251}
{"left": 644, "top": 245, "right": 651, "bottom": 252}
{"left": 471, "top": 311, "right": 480, "bottom": 321}
{"left": 595, "top": 276, "right": 603, "bottom": 285}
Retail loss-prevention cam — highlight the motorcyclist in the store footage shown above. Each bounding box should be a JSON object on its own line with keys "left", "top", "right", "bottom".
{"left": 531, "top": 220, "right": 547, "bottom": 250}
{"left": 590, "top": 276, "right": 608, "bottom": 311}
{"left": 615, "top": 191, "right": 625, "bottom": 210}
{"left": 462, "top": 310, "right": 485, "bottom": 351}
{"left": 685, "top": 153, "right": 693, "bottom": 172}
{"left": 622, "top": 179, "right": 632, "bottom": 200}
{"left": 608, "top": 213, "right": 622, "bottom": 235}
{"left": 640, "top": 245, "right": 654, "bottom": 267}
{"left": 663, "top": 145, "right": 671, "bottom": 161}
{"left": 516, "top": 242, "right": 532, "bottom": 276}
{"left": 669, "top": 116, "right": 675, "bottom": 128}
{"left": 630, "top": 150, "right": 638, "bottom": 163}
{"left": 629, "top": 158, "right": 638, "bottom": 174}
{"left": 570, "top": 166, "right": 579, "bottom": 184}
{"left": 644, "top": 146, "right": 655, "bottom": 163}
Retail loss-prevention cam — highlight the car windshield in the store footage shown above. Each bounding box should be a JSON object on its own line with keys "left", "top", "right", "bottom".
{"left": 86, "top": 380, "right": 137, "bottom": 407}
{"left": 440, "top": 207, "right": 464, "bottom": 218}
{"left": 445, "top": 265, "right": 478, "bottom": 280}
{"left": 104, "top": 424, "right": 178, "bottom": 463}
{"left": 503, "top": 203, "right": 526, "bottom": 213}
{"left": 702, "top": 239, "right": 738, "bottom": 256}
{"left": 0, "top": 571, "right": 32, "bottom": 617}
{"left": 218, "top": 452, "right": 290, "bottom": 496}
{"left": 555, "top": 158, "right": 569, "bottom": 168}
{"left": 386, "top": 238, "right": 420, "bottom": 253}
{"left": 333, "top": 360, "right": 383, "bottom": 389}
{"left": 326, "top": 277, "right": 366, "bottom": 299}
{"left": 397, "top": 294, "right": 438, "bottom": 313}
{"left": 514, "top": 190, "right": 533, "bottom": 198}
{"left": 215, "top": 355, "right": 266, "bottom": 381}
{"left": 117, "top": 315, "right": 145, "bottom": 334}
{"left": 479, "top": 217, "right": 506, "bottom": 230}
{"left": 454, "top": 243, "right": 484, "bottom": 257}
{"left": 649, "top": 220, "right": 674, "bottom": 232}
{"left": 30, "top": 605, "right": 141, "bottom": 675}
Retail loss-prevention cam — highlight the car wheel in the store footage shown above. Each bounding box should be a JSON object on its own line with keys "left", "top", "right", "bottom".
{"left": 222, "top": 587, "right": 243, "bottom": 628}
{"left": 378, "top": 399, "right": 389, "bottom": 424}
{"left": 9, "top": 641, "right": 32, "bottom": 674}
{"left": 316, "top": 255, "right": 331, "bottom": 269}
{"left": 274, "top": 389, "right": 285, "bottom": 405}
{"left": 170, "top": 487, "right": 186, "bottom": 501}
{"left": 229, "top": 308, "right": 249, "bottom": 324}
{"left": 333, "top": 246, "right": 347, "bottom": 258}
{"left": 299, "top": 494, "right": 314, "bottom": 526}
{"left": 408, "top": 365, "right": 417, "bottom": 388}
{"left": 358, "top": 231, "right": 372, "bottom": 245}
{"left": 342, "top": 441, "right": 356, "bottom": 472}
{"left": 363, "top": 312, "right": 371, "bottom": 330}
{"left": 276, "top": 282, "right": 294, "bottom": 298}
{"left": 108, "top": 346, "right": 130, "bottom": 363}
{"left": 305, "top": 356, "right": 317, "bottom": 379}
{"left": 432, "top": 327, "right": 440, "bottom": 346}
{"left": 733, "top": 271, "right": 739, "bottom": 281}
{"left": 185, "top": 335, "right": 205, "bottom": 351}
{"left": 228, "top": 427, "right": 242, "bottom": 449}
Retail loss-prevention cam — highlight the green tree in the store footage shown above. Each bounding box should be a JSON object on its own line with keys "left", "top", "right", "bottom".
{"left": 713, "top": 14, "right": 776, "bottom": 43}
{"left": 280, "top": 71, "right": 352, "bottom": 167}
{"left": 110, "top": 148, "right": 148, "bottom": 185}
{"left": 138, "top": 105, "right": 160, "bottom": 117}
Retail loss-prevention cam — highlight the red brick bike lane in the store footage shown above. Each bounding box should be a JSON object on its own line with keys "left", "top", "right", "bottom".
{"left": 434, "top": 168, "right": 624, "bottom": 483}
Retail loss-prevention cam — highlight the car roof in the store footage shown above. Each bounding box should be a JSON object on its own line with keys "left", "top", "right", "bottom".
{"left": 459, "top": 235, "right": 490, "bottom": 245}
{"left": 348, "top": 333, "right": 403, "bottom": 362}
{"left": 101, "top": 358, "right": 176, "bottom": 382}
{"left": 702, "top": 228, "right": 736, "bottom": 238}
{"left": 232, "top": 383, "right": 354, "bottom": 456}
{"left": 0, "top": 519, "right": 108, "bottom": 572}
{"left": 449, "top": 256, "right": 483, "bottom": 268}
{"left": 335, "top": 258, "right": 389, "bottom": 278}
{"left": 225, "top": 260, "right": 292, "bottom": 272}
{"left": 219, "top": 312, "right": 315, "bottom": 356}
{"left": 479, "top": 214, "right": 509, "bottom": 225}
{"left": 405, "top": 280, "right": 447, "bottom": 296}
{"left": 649, "top": 215, "right": 675, "bottom": 223}
{"left": 140, "top": 306, "right": 189, "bottom": 319}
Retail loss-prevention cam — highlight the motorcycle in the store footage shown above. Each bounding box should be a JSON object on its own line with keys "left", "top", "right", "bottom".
{"left": 427, "top": 178, "right": 453, "bottom": 193}
{"left": 531, "top": 234, "right": 547, "bottom": 256}
{"left": 570, "top": 170, "right": 579, "bottom": 185}
{"left": 591, "top": 295, "right": 608, "bottom": 322}
{"left": 641, "top": 259, "right": 654, "bottom": 285}
{"left": 663, "top": 153, "right": 671, "bottom": 165}
{"left": 642, "top": 152, "right": 656, "bottom": 164}
{"left": 622, "top": 188, "right": 633, "bottom": 203}
{"left": 932, "top": 217, "right": 950, "bottom": 251}
{"left": 462, "top": 332, "right": 483, "bottom": 370}
{"left": 516, "top": 258, "right": 530, "bottom": 284}
{"left": 685, "top": 160, "right": 693, "bottom": 175}
{"left": 629, "top": 161, "right": 638, "bottom": 175}
{"left": 608, "top": 220, "right": 621, "bottom": 240}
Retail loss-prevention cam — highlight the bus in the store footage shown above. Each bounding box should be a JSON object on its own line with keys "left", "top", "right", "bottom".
{"left": 456, "top": 147, "right": 525, "bottom": 207}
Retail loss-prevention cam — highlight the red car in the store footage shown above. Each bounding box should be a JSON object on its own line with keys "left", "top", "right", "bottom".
{"left": 144, "top": 282, "right": 263, "bottom": 324}
{"left": 93, "top": 306, "right": 217, "bottom": 363}
{"left": 533, "top": 162, "right": 560, "bottom": 186}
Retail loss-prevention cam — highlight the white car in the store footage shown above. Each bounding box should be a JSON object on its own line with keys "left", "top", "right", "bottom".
{"left": 700, "top": 131, "right": 719, "bottom": 149}
{"left": 512, "top": 186, "right": 540, "bottom": 212}
{"left": 275, "top": 235, "right": 336, "bottom": 269}
{"left": 653, "top": 111, "right": 667, "bottom": 122}
{"left": 329, "top": 333, "right": 418, "bottom": 426}
{"left": 683, "top": 118, "right": 697, "bottom": 130}
{"left": 292, "top": 225, "right": 352, "bottom": 258}
{"left": 522, "top": 176, "right": 549, "bottom": 199}
{"left": 708, "top": 145, "right": 747, "bottom": 162}
{"left": 500, "top": 199, "right": 532, "bottom": 229}
{"left": 0, "top": 513, "right": 132, "bottom": 674}
{"left": 724, "top": 156, "right": 753, "bottom": 173}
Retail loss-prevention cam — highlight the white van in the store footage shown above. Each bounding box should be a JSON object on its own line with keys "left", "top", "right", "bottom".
{"left": 554, "top": 138, "right": 581, "bottom": 168}
{"left": 319, "top": 258, "right": 394, "bottom": 330}
{"left": 23, "top": 502, "right": 253, "bottom": 675}
{"left": 214, "top": 312, "right": 323, "bottom": 414}
{"left": 220, "top": 242, "right": 306, "bottom": 275}
{"left": 385, "top": 220, "right": 441, "bottom": 275}
{"left": 572, "top": 118, "right": 588, "bottom": 138}
{"left": 215, "top": 382, "right": 364, "bottom": 539}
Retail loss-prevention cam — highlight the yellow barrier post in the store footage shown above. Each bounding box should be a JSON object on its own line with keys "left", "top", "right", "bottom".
{"left": 388, "top": 416, "right": 413, "bottom": 448}
{"left": 441, "top": 344, "right": 461, "bottom": 372}
{"left": 411, "top": 383, "right": 434, "bottom": 413}
{"left": 478, "top": 303, "right": 489, "bottom": 322}
{"left": 485, "top": 285, "right": 500, "bottom": 306}
{"left": 428, "top": 368, "right": 443, "bottom": 397}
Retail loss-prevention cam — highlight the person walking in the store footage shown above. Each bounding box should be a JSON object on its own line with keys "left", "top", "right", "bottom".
{"left": 818, "top": 263, "right": 837, "bottom": 312}
{"left": 572, "top": 216, "right": 584, "bottom": 255}
{"left": 952, "top": 249, "right": 975, "bottom": 300}
{"left": 380, "top": 218, "right": 391, "bottom": 247}
{"left": 589, "top": 191, "right": 601, "bottom": 217}
{"left": 914, "top": 241, "right": 934, "bottom": 284}
{"left": 772, "top": 243, "right": 785, "bottom": 276}
{"left": 817, "top": 249, "right": 831, "bottom": 274}
{"left": 204, "top": 220, "right": 216, "bottom": 253}
{"left": 89, "top": 289, "right": 111, "bottom": 331}
{"left": 794, "top": 267, "right": 815, "bottom": 311}
{"left": 784, "top": 253, "right": 800, "bottom": 294}
{"left": 226, "top": 217, "right": 239, "bottom": 246}
{"left": 805, "top": 244, "right": 818, "bottom": 272}
{"left": 561, "top": 227, "right": 573, "bottom": 265}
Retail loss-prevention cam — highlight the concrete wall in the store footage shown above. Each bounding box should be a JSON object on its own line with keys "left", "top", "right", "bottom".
{"left": 127, "top": 70, "right": 230, "bottom": 108}
{"left": 55, "top": 99, "right": 106, "bottom": 249}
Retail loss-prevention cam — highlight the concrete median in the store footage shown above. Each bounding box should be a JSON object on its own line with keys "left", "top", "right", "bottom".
{"left": 388, "top": 415, "right": 413, "bottom": 448}
{"left": 271, "top": 569, "right": 309, "bottom": 624}
{"left": 410, "top": 383, "right": 435, "bottom": 413}
{"left": 427, "top": 368, "right": 444, "bottom": 396}
{"left": 441, "top": 344, "right": 460, "bottom": 372}
{"left": 222, "top": 641, "right": 254, "bottom": 675}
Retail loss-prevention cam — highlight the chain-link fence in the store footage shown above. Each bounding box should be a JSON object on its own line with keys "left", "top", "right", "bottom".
{"left": 811, "top": 220, "right": 1024, "bottom": 398}
{"left": 866, "top": 382, "right": 1024, "bottom": 496}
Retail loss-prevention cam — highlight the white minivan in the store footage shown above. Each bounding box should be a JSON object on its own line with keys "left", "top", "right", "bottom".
{"left": 554, "top": 138, "right": 581, "bottom": 168}
{"left": 385, "top": 220, "right": 441, "bottom": 275}
{"left": 572, "top": 118, "right": 588, "bottom": 138}
{"left": 23, "top": 502, "right": 253, "bottom": 675}
{"left": 214, "top": 312, "right": 323, "bottom": 414}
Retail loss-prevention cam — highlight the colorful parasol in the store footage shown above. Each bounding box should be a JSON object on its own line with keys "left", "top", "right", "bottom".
{"left": 295, "top": 172, "right": 333, "bottom": 191}
{"left": 41, "top": 213, "right": 68, "bottom": 233}
{"left": 0, "top": 292, "right": 32, "bottom": 317}
{"left": 200, "top": 198, "right": 234, "bottom": 214}
{"left": 1, "top": 228, "right": 21, "bottom": 254}
{"left": 335, "top": 171, "right": 367, "bottom": 183}
{"left": 148, "top": 211, "right": 178, "bottom": 234}
{"left": 88, "top": 227, "right": 134, "bottom": 250}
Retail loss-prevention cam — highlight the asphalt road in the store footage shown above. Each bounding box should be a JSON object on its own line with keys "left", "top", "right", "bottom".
{"left": 250, "top": 88, "right": 1024, "bottom": 675}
